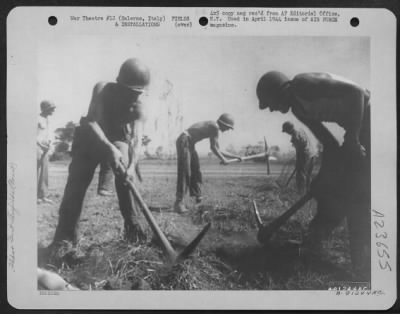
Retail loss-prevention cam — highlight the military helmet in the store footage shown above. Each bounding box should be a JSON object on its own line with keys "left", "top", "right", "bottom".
{"left": 116, "top": 58, "right": 150, "bottom": 92}
{"left": 217, "top": 113, "right": 235, "bottom": 129}
{"left": 256, "top": 71, "right": 289, "bottom": 109}
{"left": 40, "top": 100, "right": 56, "bottom": 112}
{"left": 282, "top": 121, "right": 294, "bottom": 133}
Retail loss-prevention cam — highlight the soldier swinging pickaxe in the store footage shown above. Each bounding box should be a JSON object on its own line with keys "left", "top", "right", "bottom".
{"left": 115, "top": 165, "right": 211, "bottom": 265}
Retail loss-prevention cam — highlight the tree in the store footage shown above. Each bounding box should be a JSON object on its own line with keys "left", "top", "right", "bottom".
{"left": 225, "top": 144, "right": 237, "bottom": 155}
{"left": 53, "top": 121, "right": 77, "bottom": 153}
{"left": 269, "top": 145, "right": 280, "bottom": 157}
{"left": 54, "top": 121, "right": 76, "bottom": 143}
{"left": 155, "top": 146, "right": 164, "bottom": 159}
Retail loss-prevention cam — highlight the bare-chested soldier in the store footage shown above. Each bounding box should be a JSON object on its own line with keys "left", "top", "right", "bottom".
{"left": 174, "top": 114, "right": 242, "bottom": 213}
{"left": 256, "top": 71, "right": 370, "bottom": 276}
{"left": 49, "top": 58, "right": 150, "bottom": 250}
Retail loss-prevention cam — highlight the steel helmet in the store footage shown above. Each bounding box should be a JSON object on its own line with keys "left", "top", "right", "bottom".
{"left": 282, "top": 121, "right": 294, "bottom": 133}
{"left": 116, "top": 58, "right": 150, "bottom": 92}
{"left": 256, "top": 71, "right": 289, "bottom": 109}
{"left": 217, "top": 113, "right": 234, "bottom": 129}
{"left": 40, "top": 100, "right": 56, "bottom": 112}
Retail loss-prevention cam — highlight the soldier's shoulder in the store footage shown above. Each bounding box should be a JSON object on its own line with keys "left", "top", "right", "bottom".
{"left": 208, "top": 120, "right": 219, "bottom": 131}
{"left": 292, "top": 72, "right": 330, "bottom": 85}
{"left": 208, "top": 120, "right": 219, "bottom": 127}
{"left": 93, "top": 81, "right": 111, "bottom": 93}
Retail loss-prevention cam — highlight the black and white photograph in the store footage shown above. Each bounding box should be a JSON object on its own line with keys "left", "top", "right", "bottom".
{"left": 7, "top": 7, "right": 397, "bottom": 310}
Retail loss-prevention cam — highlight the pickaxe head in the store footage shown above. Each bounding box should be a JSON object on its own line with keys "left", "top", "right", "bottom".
{"left": 252, "top": 201, "right": 273, "bottom": 243}
{"left": 252, "top": 193, "right": 312, "bottom": 245}
{"left": 122, "top": 173, "right": 211, "bottom": 266}
{"left": 172, "top": 222, "right": 211, "bottom": 264}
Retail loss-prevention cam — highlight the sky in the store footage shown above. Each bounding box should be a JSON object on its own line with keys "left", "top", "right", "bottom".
{"left": 37, "top": 35, "right": 369, "bottom": 154}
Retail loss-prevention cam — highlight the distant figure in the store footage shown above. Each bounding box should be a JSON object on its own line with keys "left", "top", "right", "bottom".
{"left": 282, "top": 121, "right": 314, "bottom": 194}
{"left": 174, "top": 114, "right": 242, "bottom": 213}
{"left": 37, "top": 100, "right": 56, "bottom": 204}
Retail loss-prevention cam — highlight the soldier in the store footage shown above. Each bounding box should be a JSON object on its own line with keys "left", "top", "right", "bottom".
{"left": 282, "top": 121, "right": 315, "bottom": 194}
{"left": 50, "top": 58, "right": 150, "bottom": 248}
{"left": 174, "top": 114, "right": 242, "bottom": 213}
{"left": 256, "top": 71, "right": 370, "bottom": 275}
{"left": 37, "top": 100, "right": 56, "bottom": 204}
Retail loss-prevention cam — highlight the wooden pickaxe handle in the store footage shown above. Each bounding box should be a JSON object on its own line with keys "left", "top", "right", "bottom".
{"left": 225, "top": 152, "right": 267, "bottom": 164}
{"left": 116, "top": 164, "right": 210, "bottom": 265}
{"left": 123, "top": 176, "right": 178, "bottom": 262}
{"left": 285, "top": 167, "right": 296, "bottom": 187}
{"left": 257, "top": 192, "right": 313, "bottom": 243}
{"left": 264, "top": 136, "right": 270, "bottom": 175}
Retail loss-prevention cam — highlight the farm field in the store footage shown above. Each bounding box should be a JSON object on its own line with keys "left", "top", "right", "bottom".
{"left": 38, "top": 159, "right": 357, "bottom": 290}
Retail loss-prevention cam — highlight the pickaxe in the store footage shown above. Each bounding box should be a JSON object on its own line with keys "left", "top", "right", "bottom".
{"left": 277, "top": 167, "right": 296, "bottom": 188}
{"left": 117, "top": 166, "right": 211, "bottom": 265}
{"left": 225, "top": 152, "right": 268, "bottom": 164}
{"left": 264, "top": 136, "right": 270, "bottom": 175}
{"left": 225, "top": 139, "right": 270, "bottom": 164}
{"left": 252, "top": 192, "right": 312, "bottom": 243}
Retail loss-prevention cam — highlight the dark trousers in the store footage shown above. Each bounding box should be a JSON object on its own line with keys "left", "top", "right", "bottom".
{"left": 37, "top": 146, "right": 49, "bottom": 199}
{"left": 307, "top": 110, "right": 371, "bottom": 273}
{"left": 53, "top": 127, "right": 144, "bottom": 243}
{"left": 295, "top": 154, "right": 315, "bottom": 194}
{"left": 176, "top": 133, "right": 202, "bottom": 201}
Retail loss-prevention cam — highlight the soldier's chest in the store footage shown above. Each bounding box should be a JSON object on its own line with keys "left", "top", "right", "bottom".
{"left": 293, "top": 95, "right": 348, "bottom": 126}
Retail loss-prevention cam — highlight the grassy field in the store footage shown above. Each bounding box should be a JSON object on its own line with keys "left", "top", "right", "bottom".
{"left": 37, "top": 159, "right": 356, "bottom": 290}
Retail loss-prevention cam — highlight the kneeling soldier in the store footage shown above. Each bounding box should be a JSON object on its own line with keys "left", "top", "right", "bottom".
{"left": 174, "top": 114, "right": 242, "bottom": 213}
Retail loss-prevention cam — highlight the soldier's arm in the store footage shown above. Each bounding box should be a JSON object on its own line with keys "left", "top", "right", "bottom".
{"left": 128, "top": 120, "right": 143, "bottom": 169}
{"left": 83, "top": 82, "right": 125, "bottom": 172}
{"left": 210, "top": 136, "right": 228, "bottom": 164}
{"left": 296, "top": 116, "right": 340, "bottom": 150}
{"left": 221, "top": 151, "right": 242, "bottom": 160}
{"left": 83, "top": 82, "right": 116, "bottom": 153}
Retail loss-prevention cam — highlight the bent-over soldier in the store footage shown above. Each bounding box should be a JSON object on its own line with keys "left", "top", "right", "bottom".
{"left": 50, "top": 58, "right": 150, "bottom": 247}
{"left": 257, "top": 71, "right": 370, "bottom": 275}
{"left": 174, "top": 114, "right": 242, "bottom": 213}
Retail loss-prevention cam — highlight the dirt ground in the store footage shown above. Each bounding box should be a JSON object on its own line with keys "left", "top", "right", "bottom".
{"left": 38, "top": 159, "right": 360, "bottom": 290}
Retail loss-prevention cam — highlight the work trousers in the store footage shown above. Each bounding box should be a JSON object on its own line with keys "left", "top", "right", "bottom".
{"left": 176, "top": 133, "right": 202, "bottom": 201}
{"left": 308, "top": 110, "right": 371, "bottom": 274}
{"left": 53, "top": 127, "right": 144, "bottom": 244}
{"left": 295, "top": 154, "right": 315, "bottom": 194}
{"left": 37, "top": 146, "right": 49, "bottom": 199}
